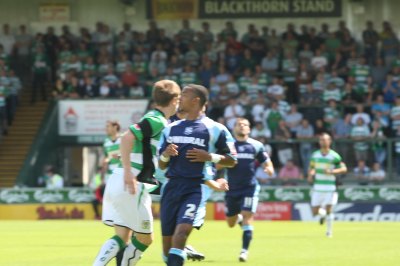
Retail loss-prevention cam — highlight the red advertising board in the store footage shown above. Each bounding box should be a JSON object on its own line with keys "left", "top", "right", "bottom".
{"left": 214, "top": 202, "right": 292, "bottom": 221}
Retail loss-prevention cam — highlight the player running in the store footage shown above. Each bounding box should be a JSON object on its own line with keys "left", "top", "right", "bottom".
{"left": 224, "top": 117, "right": 274, "bottom": 262}
{"left": 93, "top": 80, "right": 181, "bottom": 266}
{"left": 158, "top": 84, "right": 237, "bottom": 266}
{"left": 307, "top": 132, "right": 347, "bottom": 238}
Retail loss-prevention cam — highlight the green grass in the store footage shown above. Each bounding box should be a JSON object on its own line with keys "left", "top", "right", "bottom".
{"left": 0, "top": 220, "right": 398, "bottom": 266}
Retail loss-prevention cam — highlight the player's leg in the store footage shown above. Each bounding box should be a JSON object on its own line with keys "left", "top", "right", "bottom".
{"left": 162, "top": 236, "right": 173, "bottom": 263}
{"left": 238, "top": 185, "right": 259, "bottom": 262}
{"left": 239, "top": 211, "right": 254, "bottom": 262}
{"left": 93, "top": 226, "right": 131, "bottom": 266}
{"left": 94, "top": 172, "right": 131, "bottom": 266}
{"left": 324, "top": 192, "right": 338, "bottom": 238}
{"left": 311, "top": 191, "right": 326, "bottom": 224}
{"left": 160, "top": 182, "right": 179, "bottom": 264}
{"left": 121, "top": 184, "right": 154, "bottom": 266}
{"left": 167, "top": 193, "right": 202, "bottom": 266}
{"left": 184, "top": 184, "right": 209, "bottom": 261}
{"left": 168, "top": 223, "right": 193, "bottom": 266}
{"left": 225, "top": 195, "right": 242, "bottom": 228}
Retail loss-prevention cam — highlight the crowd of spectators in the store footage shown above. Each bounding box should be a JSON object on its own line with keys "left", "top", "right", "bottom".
{"left": 2, "top": 19, "right": 400, "bottom": 184}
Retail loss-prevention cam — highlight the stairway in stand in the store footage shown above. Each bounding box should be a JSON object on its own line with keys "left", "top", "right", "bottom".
{"left": 0, "top": 90, "right": 49, "bottom": 188}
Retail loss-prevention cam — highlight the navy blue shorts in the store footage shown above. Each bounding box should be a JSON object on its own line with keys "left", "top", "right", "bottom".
{"left": 160, "top": 178, "right": 202, "bottom": 236}
{"left": 225, "top": 184, "right": 260, "bottom": 217}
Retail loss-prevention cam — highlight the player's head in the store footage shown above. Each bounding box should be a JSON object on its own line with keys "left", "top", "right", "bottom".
{"left": 234, "top": 117, "right": 251, "bottom": 138}
{"left": 152, "top": 79, "right": 181, "bottom": 117}
{"left": 179, "top": 84, "right": 209, "bottom": 112}
{"left": 318, "top": 132, "right": 332, "bottom": 149}
{"left": 106, "top": 120, "right": 120, "bottom": 136}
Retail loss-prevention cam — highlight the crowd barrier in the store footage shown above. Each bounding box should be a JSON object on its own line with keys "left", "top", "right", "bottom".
{"left": 1, "top": 187, "right": 399, "bottom": 221}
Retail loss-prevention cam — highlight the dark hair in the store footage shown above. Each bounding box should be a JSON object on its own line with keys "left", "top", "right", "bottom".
{"left": 187, "top": 84, "right": 209, "bottom": 107}
{"left": 107, "top": 120, "right": 121, "bottom": 131}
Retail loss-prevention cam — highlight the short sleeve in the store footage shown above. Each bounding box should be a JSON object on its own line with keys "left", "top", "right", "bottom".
{"left": 333, "top": 153, "right": 343, "bottom": 168}
{"left": 130, "top": 116, "right": 165, "bottom": 141}
{"left": 255, "top": 145, "right": 269, "bottom": 164}
{"left": 215, "top": 126, "right": 237, "bottom": 160}
{"left": 158, "top": 127, "right": 170, "bottom": 156}
{"left": 309, "top": 154, "right": 316, "bottom": 169}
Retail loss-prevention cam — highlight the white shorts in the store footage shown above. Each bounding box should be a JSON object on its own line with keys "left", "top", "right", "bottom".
{"left": 102, "top": 168, "right": 153, "bottom": 234}
{"left": 311, "top": 191, "right": 338, "bottom": 207}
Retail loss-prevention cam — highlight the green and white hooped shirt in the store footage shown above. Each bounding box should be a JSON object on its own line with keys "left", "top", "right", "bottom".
{"left": 310, "top": 149, "right": 343, "bottom": 192}
{"left": 103, "top": 136, "right": 121, "bottom": 180}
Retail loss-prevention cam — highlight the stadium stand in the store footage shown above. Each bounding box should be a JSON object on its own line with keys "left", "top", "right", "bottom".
{"left": 1, "top": 19, "right": 400, "bottom": 186}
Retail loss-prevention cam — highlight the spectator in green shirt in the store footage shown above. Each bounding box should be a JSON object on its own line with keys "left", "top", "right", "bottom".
{"left": 31, "top": 46, "right": 49, "bottom": 104}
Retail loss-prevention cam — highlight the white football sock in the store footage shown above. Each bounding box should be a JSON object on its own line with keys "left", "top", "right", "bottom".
{"left": 122, "top": 237, "right": 148, "bottom": 266}
{"left": 326, "top": 213, "right": 334, "bottom": 235}
{"left": 318, "top": 208, "right": 327, "bottom": 218}
{"left": 93, "top": 238, "right": 121, "bottom": 266}
{"left": 121, "top": 243, "right": 143, "bottom": 266}
{"left": 237, "top": 214, "right": 243, "bottom": 224}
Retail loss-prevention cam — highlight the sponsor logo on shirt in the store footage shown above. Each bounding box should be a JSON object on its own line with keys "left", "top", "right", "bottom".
{"left": 169, "top": 136, "right": 206, "bottom": 147}
{"left": 184, "top": 127, "right": 193, "bottom": 135}
{"left": 237, "top": 153, "right": 255, "bottom": 159}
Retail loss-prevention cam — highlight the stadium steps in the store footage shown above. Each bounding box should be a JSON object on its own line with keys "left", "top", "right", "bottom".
{"left": 0, "top": 89, "right": 50, "bottom": 188}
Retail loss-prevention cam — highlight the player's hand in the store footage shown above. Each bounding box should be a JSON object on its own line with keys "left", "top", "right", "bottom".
{"left": 163, "top": 144, "right": 179, "bottom": 157}
{"left": 325, "top": 169, "right": 333, "bottom": 174}
{"left": 124, "top": 170, "right": 137, "bottom": 194}
{"left": 216, "top": 181, "right": 229, "bottom": 192}
{"left": 186, "top": 148, "right": 210, "bottom": 162}
{"left": 264, "top": 166, "right": 274, "bottom": 176}
{"left": 205, "top": 179, "right": 229, "bottom": 192}
{"left": 217, "top": 179, "right": 229, "bottom": 191}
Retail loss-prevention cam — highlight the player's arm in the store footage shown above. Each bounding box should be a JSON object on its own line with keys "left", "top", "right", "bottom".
{"left": 159, "top": 143, "right": 178, "bottom": 170}
{"left": 307, "top": 160, "right": 316, "bottom": 184}
{"left": 186, "top": 149, "right": 236, "bottom": 167}
{"left": 204, "top": 179, "right": 229, "bottom": 192}
{"left": 326, "top": 162, "right": 347, "bottom": 175}
{"left": 186, "top": 125, "right": 237, "bottom": 167}
{"left": 256, "top": 145, "right": 274, "bottom": 176}
{"left": 262, "top": 160, "right": 275, "bottom": 176}
{"left": 158, "top": 126, "right": 178, "bottom": 170}
{"left": 120, "top": 130, "right": 137, "bottom": 194}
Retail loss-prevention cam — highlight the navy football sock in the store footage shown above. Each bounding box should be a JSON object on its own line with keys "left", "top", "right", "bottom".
{"left": 167, "top": 248, "right": 186, "bottom": 266}
{"left": 242, "top": 225, "right": 254, "bottom": 250}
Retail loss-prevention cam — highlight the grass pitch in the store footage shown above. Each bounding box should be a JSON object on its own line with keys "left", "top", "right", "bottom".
{"left": 0, "top": 220, "right": 398, "bottom": 266}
